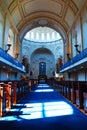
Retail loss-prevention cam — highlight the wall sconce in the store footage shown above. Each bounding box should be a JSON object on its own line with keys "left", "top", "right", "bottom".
{"left": 5, "top": 44, "right": 11, "bottom": 52}
{"left": 74, "top": 44, "right": 80, "bottom": 53}
{"left": 15, "top": 53, "right": 19, "bottom": 59}
{"left": 67, "top": 53, "right": 71, "bottom": 60}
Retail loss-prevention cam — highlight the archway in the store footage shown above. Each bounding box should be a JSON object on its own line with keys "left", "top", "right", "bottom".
{"left": 30, "top": 48, "right": 55, "bottom": 79}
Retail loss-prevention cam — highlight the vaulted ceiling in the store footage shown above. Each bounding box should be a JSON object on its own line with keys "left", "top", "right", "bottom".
{"left": 0, "top": 0, "right": 86, "bottom": 41}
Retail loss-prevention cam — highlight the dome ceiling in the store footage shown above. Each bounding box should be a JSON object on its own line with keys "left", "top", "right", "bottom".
{"left": 24, "top": 27, "right": 62, "bottom": 42}
{"left": 1, "top": 0, "right": 86, "bottom": 41}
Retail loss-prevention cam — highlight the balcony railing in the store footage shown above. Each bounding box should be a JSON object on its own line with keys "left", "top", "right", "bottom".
{"left": 60, "top": 48, "right": 87, "bottom": 72}
{"left": 0, "top": 47, "right": 25, "bottom": 72}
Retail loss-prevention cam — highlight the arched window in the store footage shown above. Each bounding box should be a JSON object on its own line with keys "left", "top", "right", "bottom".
{"left": 52, "top": 32, "right": 55, "bottom": 39}
{"left": 0, "top": 10, "right": 4, "bottom": 48}
{"left": 31, "top": 32, "right": 34, "bottom": 39}
{"left": 7, "top": 28, "right": 14, "bottom": 56}
{"left": 82, "top": 22, "right": 87, "bottom": 49}
{"left": 41, "top": 33, "right": 44, "bottom": 40}
{"left": 47, "top": 33, "right": 50, "bottom": 40}
{"left": 36, "top": 32, "right": 39, "bottom": 40}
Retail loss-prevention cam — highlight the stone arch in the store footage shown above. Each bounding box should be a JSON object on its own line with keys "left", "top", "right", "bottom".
{"left": 30, "top": 47, "right": 55, "bottom": 79}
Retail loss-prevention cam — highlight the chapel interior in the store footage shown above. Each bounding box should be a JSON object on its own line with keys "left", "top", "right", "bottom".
{"left": 0, "top": 0, "right": 87, "bottom": 129}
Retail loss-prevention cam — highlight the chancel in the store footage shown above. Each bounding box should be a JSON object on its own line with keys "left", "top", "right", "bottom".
{"left": 0, "top": 0, "right": 87, "bottom": 130}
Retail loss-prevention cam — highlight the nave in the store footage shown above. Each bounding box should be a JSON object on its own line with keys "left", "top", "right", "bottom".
{"left": 0, "top": 83, "right": 87, "bottom": 130}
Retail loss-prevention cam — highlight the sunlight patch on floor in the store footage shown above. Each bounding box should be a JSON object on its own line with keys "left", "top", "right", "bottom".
{"left": 0, "top": 101, "right": 73, "bottom": 121}
{"left": 37, "top": 84, "right": 49, "bottom": 88}
{"left": 34, "top": 89, "right": 54, "bottom": 92}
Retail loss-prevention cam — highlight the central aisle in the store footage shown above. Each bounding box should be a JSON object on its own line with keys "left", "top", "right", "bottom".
{"left": 0, "top": 83, "right": 87, "bottom": 130}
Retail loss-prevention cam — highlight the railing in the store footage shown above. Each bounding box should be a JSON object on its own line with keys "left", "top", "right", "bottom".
{"left": 60, "top": 48, "right": 87, "bottom": 71}
{"left": 0, "top": 47, "right": 25, "bottom": 72}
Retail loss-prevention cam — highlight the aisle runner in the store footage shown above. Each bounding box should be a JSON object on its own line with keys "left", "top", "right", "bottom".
{"left": 0, "top": 84, "right": 87, "bottom": 130}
